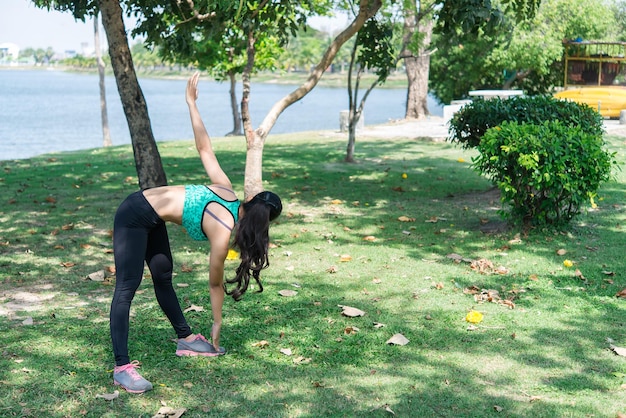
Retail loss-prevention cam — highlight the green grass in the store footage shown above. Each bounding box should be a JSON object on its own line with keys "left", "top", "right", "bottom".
{"left": 1, "top": 129, "right": 626, "bottom": 417}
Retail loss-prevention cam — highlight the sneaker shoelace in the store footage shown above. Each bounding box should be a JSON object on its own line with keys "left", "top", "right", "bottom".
{"left": 115, "top": 360, "right": 143, "bottom": 381}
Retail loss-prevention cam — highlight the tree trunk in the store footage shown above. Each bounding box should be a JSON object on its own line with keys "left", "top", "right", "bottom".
{"left": 98, "top": 0, "right": 167, "bottom": 189}
{"left": 241, "top": 0, "right": 382, "bottom": 198}
{"left": 226, "top": 70, "right": 242, "bottom": 136}
{"left": 402, "top": 4, "right": 434, "bottom": 120}
{"left": 94, "top": 14, "right": 112, "bottom": 147}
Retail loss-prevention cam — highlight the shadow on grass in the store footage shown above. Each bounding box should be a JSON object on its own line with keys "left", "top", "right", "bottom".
{"left": 1, "top": 135, "right": 626, "bottom": 416}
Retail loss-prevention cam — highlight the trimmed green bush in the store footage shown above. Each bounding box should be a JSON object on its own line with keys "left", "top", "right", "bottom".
{"left": 448, "top": 95, "right": 605, "bottom": 149}
{"left": 472, "top": 120, "right": 616, "bottom": 227}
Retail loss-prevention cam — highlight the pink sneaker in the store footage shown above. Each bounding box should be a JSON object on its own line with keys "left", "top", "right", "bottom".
{"left": 113, "top": 360, "right": 153, "bottom": 393}
{"left": 176, "top": 334, "right": 226, "bottom": 357}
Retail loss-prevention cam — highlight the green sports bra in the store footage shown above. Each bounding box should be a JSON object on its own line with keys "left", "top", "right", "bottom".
{"left": 182, "top": 185, "right": 240, "bottom": 241}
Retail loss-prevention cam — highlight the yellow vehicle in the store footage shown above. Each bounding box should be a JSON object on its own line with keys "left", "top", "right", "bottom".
{"left": 554, "top": 40, "right": 626, "bottom": 118}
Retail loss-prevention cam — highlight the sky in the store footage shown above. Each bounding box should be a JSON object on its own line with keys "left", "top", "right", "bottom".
{"left": 0, "top": 0, "right": 349, "bottom": 53}
{"left": 1, "top": 0, "right": 100, "bottom": 52}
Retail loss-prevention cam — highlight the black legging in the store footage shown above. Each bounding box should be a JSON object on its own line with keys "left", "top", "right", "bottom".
{"left": 110, "top": 191, "right": 192, "bottom": 366}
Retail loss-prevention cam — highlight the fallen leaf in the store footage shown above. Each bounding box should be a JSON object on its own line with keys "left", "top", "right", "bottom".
{"left": 226, "top": 249, "right": 239, "bottom": 260}
{"left": 339, "top": 254, "right": 352, "bottom": 262}
{"left": 339, "top": 305, "right": 366, "bottom": 317}
{"left": 152, "top": 406, "right": 186, "bottom": 418}
{"left": 95, "top": 390, "right": 120, "bottom": 401}
{"left": 252, "top": 340, "right": 269, "bottom": 348}
{"left": 330, "top": 199, "right": 343, "bottom": 205}
{"left": 494, "top": 405, "right": 503, "bottom": 412}
{"left": 279, "top": 348, "right": 293, "bottom": 356}
{"left": 278, "top": 289, "right": 298, "bottom": 297}
{"left": 362, "top": 235, "right": 376, "bottom": 241}
{"left": 344, "top": 326, "right": 360, "bottom": 334}
{"left": 183, "top": 304, "right": 204, "bottom": 313}
{"left": 22, "top": 317, "right": 33, "bottom": 326}
{"left": 465, "top": 310, "right": 483, "bottom": 324}
{"left": 610, "top": 345, "right": 626, "bottom": 357}
{"left": 556, "top": 249, "right": 567, "bottom": 256}
{"left": 87, "top": 270, "right": 105, "bottom": 282}
{"left": 382, "top": 404, "right": 395, "bottom": 415}
{"left": 617, "top": 288, "right": 626, "bottom": 298}
{"left": 176, "top": 283, "right": 189, "bottom": 288}
{"left": 61, "top": 262, "right": 76, "bottom": 268}
{"left": 397, "top": 215, "right": 415, "bottom": 222}
{"left": 373, "top": 322, "right": 386, "bottom": 328}
{"left": 326, "top": 265, "right": 338, "bottom": 274}
{"left": 293, "top": 356, "right": 312, "bottom": 365}
{"left": 181, "top": 264, "right": 193, "bottom": 273}
{"left": 386, "top": 333, "right": 410, "bottom": 346}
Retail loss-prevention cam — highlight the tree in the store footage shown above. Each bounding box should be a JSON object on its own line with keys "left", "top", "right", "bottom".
{"left": 94, "top": 13, "right": 112, "bottom": 147}
{"left": 33, "top": 0, "right": 167, "bottom": 189}
{"left": 398, "top": 0, "right": 540, "bottom": 116}
{"left": 429, "top": 0, "right": 617, "bottom": 102}
{"left": 344, "top": 17, "right": 397, "bottom": 162}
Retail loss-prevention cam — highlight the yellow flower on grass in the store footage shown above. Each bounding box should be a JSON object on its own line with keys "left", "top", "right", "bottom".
{"left": 465, "top": 310, "right": 483, "bottom": 324}
{"left": 563, "top": 259, "right": 573, "bottom": 268}
{"left": 457, "top": 158, "right": 465, "bottom": 163}
{"left": 226, "top": 249, "right": 240, "bottom": 260}
{"left": 401, "top": 173, "right": 408, "bottom": 179}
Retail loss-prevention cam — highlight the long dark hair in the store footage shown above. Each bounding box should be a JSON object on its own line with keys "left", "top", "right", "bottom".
{"left": 225, "top": 191, "right": 282, "bottom": 301}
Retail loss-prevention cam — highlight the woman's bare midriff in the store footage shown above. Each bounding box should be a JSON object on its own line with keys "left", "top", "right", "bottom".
{"left": 142, "top": 186, "right": 186, "bottom": 224}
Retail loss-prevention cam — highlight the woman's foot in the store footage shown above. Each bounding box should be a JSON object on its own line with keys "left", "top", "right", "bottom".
{"left": 113, "top": 360, "right": 153, "bottom": 394}
{"left": 176, "top": 334, "right": 226, "bottom": 357}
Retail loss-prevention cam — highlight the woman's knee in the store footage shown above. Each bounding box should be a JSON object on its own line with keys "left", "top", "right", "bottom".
{"left": 149, "top": 253, "right": 173, "bottom": 283}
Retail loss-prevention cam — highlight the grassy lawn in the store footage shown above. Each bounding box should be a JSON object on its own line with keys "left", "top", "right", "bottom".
{"left": 1, "top": 128, "right": 626, "bottom": 417}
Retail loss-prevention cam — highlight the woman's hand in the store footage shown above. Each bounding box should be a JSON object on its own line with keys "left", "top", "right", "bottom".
{"left": 186, "top": 72, "right": 200, "bottom": 106}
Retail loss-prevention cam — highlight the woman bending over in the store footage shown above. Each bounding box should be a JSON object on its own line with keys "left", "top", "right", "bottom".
{"left": 109, "top": 72, "right": 282, "bottom": 394}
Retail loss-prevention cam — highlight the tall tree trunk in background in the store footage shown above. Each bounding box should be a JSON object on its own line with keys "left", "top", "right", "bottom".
{"left": 98, "top": 0, "right": 167, "bottom": 189}
{"left": 402, "top": 3, "right": 434, "bottom": 120}
{"left": 94, "top": 13, "right": 112, "bottom": 147}
{"left": 226, "top": 71, "right": 242, "bottom": 136}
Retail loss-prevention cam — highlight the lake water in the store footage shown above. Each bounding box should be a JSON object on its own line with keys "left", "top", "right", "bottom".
{"left": 0, "top": 69, "right": 443, "bottom": 160}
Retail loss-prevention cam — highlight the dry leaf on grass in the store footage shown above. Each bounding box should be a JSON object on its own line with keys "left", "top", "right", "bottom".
{"left": 344, "top": 326, "right": 360, "bottom": 334}
{"left": 183, "top": 305, "right": 204, "bottom": 313}
{"left": 278, "top": 289, "right": 298, "bottom": 297}
{"left": 293, "top": 356, "right": 312, "bottom": 365}
{"left": 95, "top": 390, "right": 119, "bottom": 401}
{"left": 152, "top": 407, "right": 186, "bottom": 418}
{"left": 339, "top": 305, "right": 366, "bottom": 317}
{"left": 280, "top": 348, "right": 293, "bottom": 356}
{"left": 397, "top": 215, "right": 415, "bottom": 222}
{"left": 339, "top": 254, "right": 352, "bottom": 262}
{"left": 87, "top": 270, "right": 105, "bottom": 282}
{"left": 386, "top": 333, "right": 409, "bottom": 346}
{"left": 610, "top": 345, "right": 626, "bottom": 357}
{"left": 617, "top": 288, "right": 626, "bottom": 298}
{"left": 252, "top": 340, "right": 269, "bottom": 348}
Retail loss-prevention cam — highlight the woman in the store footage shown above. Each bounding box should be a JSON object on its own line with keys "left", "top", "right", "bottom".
{"left": 110, "top": 72, "right": 282, "bottom": 394}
